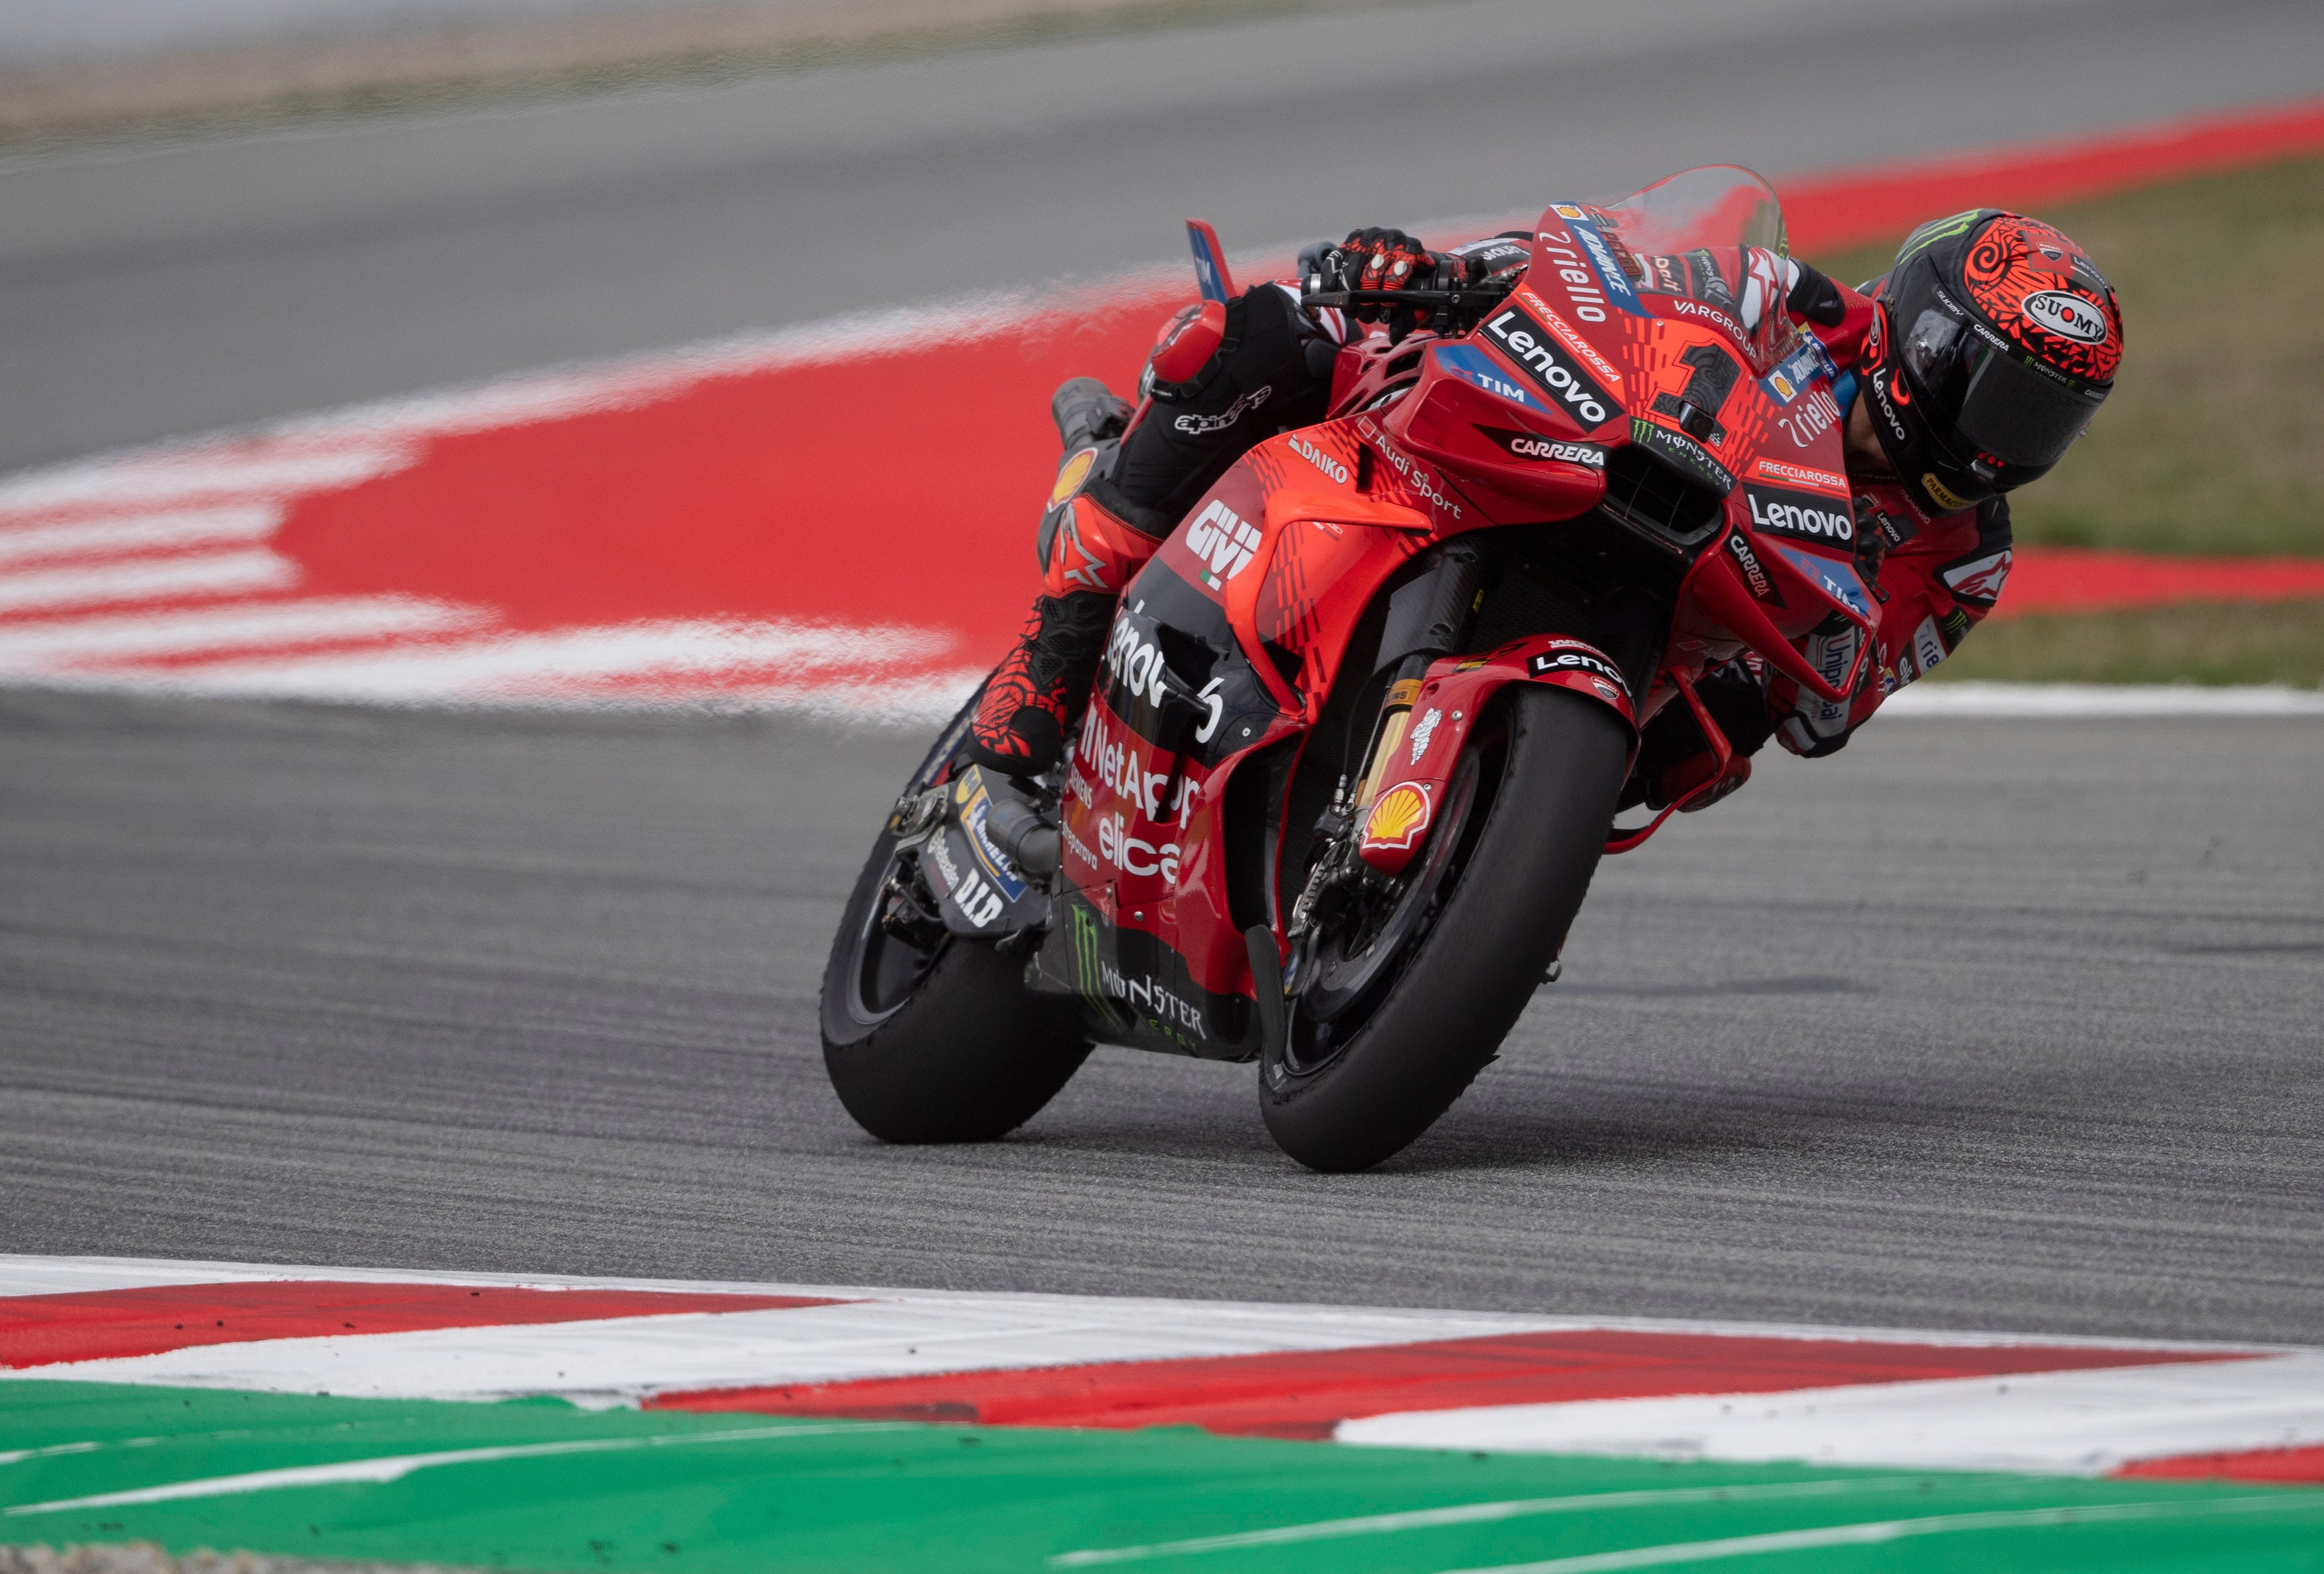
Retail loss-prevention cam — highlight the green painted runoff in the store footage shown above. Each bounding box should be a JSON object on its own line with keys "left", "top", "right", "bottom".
{"left": 3, "top": 1381, "right": 2319, "bottom": 1573}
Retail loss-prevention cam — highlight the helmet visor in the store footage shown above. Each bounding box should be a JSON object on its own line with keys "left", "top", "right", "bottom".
{"left": 1890, "top": 260, "right": 2108, "bottom": 473}
{"left": 1950, "top": 342, "right": 2108, "bottom": 469}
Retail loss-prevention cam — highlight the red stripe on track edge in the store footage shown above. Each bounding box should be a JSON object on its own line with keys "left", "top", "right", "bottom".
{"left": 647, "top": 1327, "right": 2249, "bottom": 1440}
{"left": 0, "top": 1282, "right": 847, "bottom": 1368}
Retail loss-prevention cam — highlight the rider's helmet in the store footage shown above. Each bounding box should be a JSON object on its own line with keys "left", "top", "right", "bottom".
{"left": 1859, "top": 211, "right": 2123, "bottom": 516}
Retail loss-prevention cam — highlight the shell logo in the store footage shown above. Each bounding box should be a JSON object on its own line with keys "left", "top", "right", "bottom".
{"left": 1049, "top": 447, "right": 1099, "bottom": 507}
{"left": 1361, "top": 781, "right": 1434, "bottom": 851}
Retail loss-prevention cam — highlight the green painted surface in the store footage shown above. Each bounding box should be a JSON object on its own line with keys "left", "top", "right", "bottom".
{"left": 3, "top": 1381, "right": 2319, "bottom": 1573}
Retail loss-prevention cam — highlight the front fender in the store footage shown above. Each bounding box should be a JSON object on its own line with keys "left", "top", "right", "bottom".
{"left": 1356, "top": 634, "right": 1637, "bottom": 877}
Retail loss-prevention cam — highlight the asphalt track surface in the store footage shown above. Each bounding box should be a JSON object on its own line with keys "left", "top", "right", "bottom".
{"left": 7, "top": 0, "right": 2324, "bottom": 472}
{"left": 3, "top": 0, "right": 2323, "bottom": 1348}
{"left": 4, "top": 692, "right": 2320, "bottom": 1344}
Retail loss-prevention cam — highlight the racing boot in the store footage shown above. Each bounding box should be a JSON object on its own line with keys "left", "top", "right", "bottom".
{"left": 965, "top": 381, "right": 1165, "bottom": 778}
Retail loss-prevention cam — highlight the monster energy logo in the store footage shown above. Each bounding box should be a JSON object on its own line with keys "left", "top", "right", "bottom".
{"left": 1895, "top": 209, "right": 1982, "bottom": 264}
{"left": 1071, "top": 904, "right": 1129, "bottom": 1031}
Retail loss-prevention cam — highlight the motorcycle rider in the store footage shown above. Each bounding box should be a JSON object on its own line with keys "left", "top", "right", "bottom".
{"left": 965, "top": 211, "right": 2124, "bottom": 814}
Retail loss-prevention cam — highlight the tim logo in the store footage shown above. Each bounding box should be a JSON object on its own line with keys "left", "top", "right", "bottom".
{"left": 1185, "top": 499, "right": 1262, "bottom": 584}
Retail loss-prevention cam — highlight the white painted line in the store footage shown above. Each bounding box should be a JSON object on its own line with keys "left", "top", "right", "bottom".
{"left": 0, "top": 596, "right": 483, "bottom": 668}
{"left": 1049, "top": 1480, "right": 1911, "bottom": 1566}
{"left": 15, "top": 1298, "right": 1592, "bottom": 1402}
{"left": 70, "top": 618, "right": 957, "bottom": 703}
{"left": 0, "top": 444, "right": 412, "bottom": 517}
{"left": 0, "top": 1255, "right": 2274, "bottom": 1359}
{"left": 1428, "top": 1497, "right": 2311, "bottom": 1574}
{"left": 1885, "top": 681, "right": 2324, "bottom": 717}
{"left": 0, "top": 505, "right": 282, "bottom": 565}
{"left": 1336, "top": 1354, "right": 2324, "bottom": 1476}
{"left": 0, "top": 549, "right": 296, "bottom": 613}
{"left": 1, "top": 1425, "right": 894, "bottom": 1518}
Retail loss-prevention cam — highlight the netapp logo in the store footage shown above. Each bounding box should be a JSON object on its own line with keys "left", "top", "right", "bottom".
{"left": 1745, "top": 485, "right": 1854, "bottom": 545}
{"left": 1481, "top": 308, "right": 1615, "bottom": 426}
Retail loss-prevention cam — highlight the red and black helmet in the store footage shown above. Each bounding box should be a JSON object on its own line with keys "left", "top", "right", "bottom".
{"left": 1859, "top": 211, "right": 2122, "bottom": 516}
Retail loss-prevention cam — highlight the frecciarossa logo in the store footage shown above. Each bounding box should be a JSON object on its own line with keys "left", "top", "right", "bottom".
{"left": 1480, "top": 307, "right": 1616, "bottom": 428}
{"left": 1744, "top": 484, "right": 1854, "bottom": 545}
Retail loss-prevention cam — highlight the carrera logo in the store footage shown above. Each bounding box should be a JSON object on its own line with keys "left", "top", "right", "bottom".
{"left": 1746, "top": 485, "right": 1855, "bottom": 545}
{"left": 1482, "top": 308, "right": 1616, "bottom": 426}
{"left": 1755, "top": 457, "right": 1847, "bottom": 493}
{"left": 1184, "top": 499, "right": 1262, "bottom": 585}
{"left": 1480, "top": 426, "right": 1605, "bottom": 467}
{"left": 1362, "top": 781, "right": 1434, "bottom": 851}
{"left": 1527, "top": 646, "right": 1630, "bottom": 698}
{"left": 1726, "top": 531, "right": 1782, "bottom": 603}
{"left": 2023, "top": 290, "right": 2109, "bottom": 345}
{"left": 1287, "top": 434, "right": 1349, "bottom": 485}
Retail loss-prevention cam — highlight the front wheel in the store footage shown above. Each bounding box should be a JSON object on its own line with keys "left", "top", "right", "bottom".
{"left": 819, "top": 687, "right": 1090, "bottom": 1143}
{"left": 1261, "top": 684, "right": 1629, "bottom": 1172}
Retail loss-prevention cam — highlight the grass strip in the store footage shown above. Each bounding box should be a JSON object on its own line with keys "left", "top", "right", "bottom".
{"left": 1926, "top": 599, "right": 2324, "bottom": 686}
{"left": 1810, "top": 155, "right": 2324, "bottom": 559}
{"left": 4, "top": 1380, "right": 2321, "bottom": 1574}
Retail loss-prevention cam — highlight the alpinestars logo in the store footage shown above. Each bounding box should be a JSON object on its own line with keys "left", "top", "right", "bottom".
{"left": 1481, "top": 307, "right": 1616, "bottom": 426}
{"left": 1185, "top": 499, "right": 1262, "bottom": 586}
{"left": 1941, "top": 547, "right": 2012, "bottom": 606}
{"left": 1173, "top": 385, "right": 1271, "bottom": 435}
{"left": 1746, "top": 484, "right": 1855, "bottom": 545}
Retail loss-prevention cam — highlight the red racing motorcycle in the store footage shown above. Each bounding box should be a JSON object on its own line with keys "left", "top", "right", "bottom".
{"left": 822, "top": 167, "right": 1875, "bottom": 1172}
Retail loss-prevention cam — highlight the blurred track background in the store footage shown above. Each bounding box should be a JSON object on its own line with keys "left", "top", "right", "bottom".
{"left": 1, "top": 0, "right": 2321, "bottom": 1344}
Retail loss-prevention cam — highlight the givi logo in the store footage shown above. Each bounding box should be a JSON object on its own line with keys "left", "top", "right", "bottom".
{"left": 1185, "top": 500, "right": 1263, "bottom": 586}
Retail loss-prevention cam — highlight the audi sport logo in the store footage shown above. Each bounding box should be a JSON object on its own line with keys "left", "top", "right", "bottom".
{"left": 1746, "top": 484, "right": 1855, "bottom": 545}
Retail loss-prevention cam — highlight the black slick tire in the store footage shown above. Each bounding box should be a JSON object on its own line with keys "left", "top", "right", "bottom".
{"left": 1260, "top": 684, "right": 1628, "bottom": 1172}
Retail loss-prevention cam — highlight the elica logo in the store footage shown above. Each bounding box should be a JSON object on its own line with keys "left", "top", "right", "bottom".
{"left": 1746, "top": 485, "right": 1854, "bottom": 545}
{"left": 1288, "top": 434, "right": 1349, "bottom": 485}
{"left": 2022, "top": 290, "right": 2108, "bottom": 345}
{"left": 1184, "top": 499, "right": 1262, "bottom": 582}
{"left": 1482, "top": 309, "right": 1614, "bottom": 426}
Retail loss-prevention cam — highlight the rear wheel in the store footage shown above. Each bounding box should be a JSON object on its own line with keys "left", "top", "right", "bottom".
{"left": 819, "top": 686, "right": 1090, "bottom": 1143}
{"left": 1262, "top": 684, "right": 1628, "bottom": 1172}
